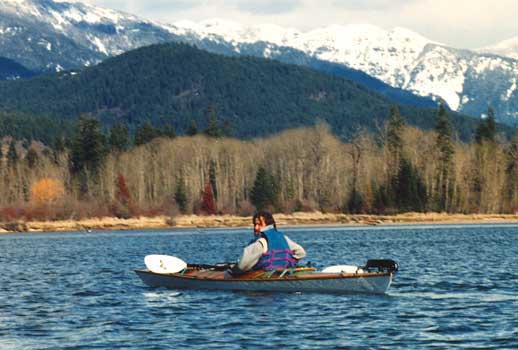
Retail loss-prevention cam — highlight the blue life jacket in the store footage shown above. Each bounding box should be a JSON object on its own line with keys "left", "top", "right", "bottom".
{"left": 252, "top": 227, "right": 297, "bottom": 271}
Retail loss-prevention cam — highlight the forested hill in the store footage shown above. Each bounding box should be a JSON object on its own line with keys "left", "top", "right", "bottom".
{"left": 0, "top": 42, "right": 481, "bottom": 139}
{"left": 0, "top": 57, "right": 36, "bottom": 80}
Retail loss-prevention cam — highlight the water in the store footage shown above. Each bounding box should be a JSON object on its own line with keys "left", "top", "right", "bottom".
{"left": 1, "top": 224, "right": 517, "bottom": 349}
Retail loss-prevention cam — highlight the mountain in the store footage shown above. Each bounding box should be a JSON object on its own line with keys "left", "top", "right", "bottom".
{"left": 0, "top": 0, "right": 435, "bottom": 110}
{"left": 0, "top": 56, "right": 35, "bottom": 79}
{"left": 171, "top": 20, "right": 518, "bottom": 125}
{"left": 0, "top": 42, "right": 483, "bottom": 140}
{"left": 1, "top": 1, "right": 517, "bottom": 124}
{"left": 0, "top": 0, "right": 182, "bottom": 71}
{"left": 478, "top": 37, "right": 518, "bottom": 60}
{"left": 183, "top": 38, "right": 438, "bottom": 109}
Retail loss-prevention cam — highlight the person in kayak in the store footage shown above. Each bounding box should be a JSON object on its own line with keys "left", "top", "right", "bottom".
{"left": 225, "top": 211, "right": 306, "bottom": 277}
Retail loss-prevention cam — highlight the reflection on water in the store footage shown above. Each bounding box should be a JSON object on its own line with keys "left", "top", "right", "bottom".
{"left": 0, "top": 224, "right": 517, "bottom": 349}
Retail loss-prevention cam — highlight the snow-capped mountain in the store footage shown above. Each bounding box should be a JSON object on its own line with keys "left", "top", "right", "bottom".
{"left": 478, "top": 37, "right": 518, "bottom": 60}
{"left": 0, "top": 0, "right": 436, "bottom": 110}
{"left": 171, "top": 20, "right": 518, "bottom": 123}
{"left": 0, "top": 0, "right": 181, "bottom": 71}
{"left": 1, "top": 0, "right": 518, "bottom": 124}
{"left": 174, "top": 20, "right": 434, "bottom": 90}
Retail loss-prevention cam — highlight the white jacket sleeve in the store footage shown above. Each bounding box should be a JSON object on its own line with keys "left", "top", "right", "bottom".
{"left": 235, "top": 240, "right": 265, "bottom": 272}
{"left": 285, "top": 235, "right": 306, "bottom": 260}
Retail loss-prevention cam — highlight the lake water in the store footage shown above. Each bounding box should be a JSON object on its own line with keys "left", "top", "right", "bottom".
{"left": 1, "top": 224, "right": 517, "bottom": 349}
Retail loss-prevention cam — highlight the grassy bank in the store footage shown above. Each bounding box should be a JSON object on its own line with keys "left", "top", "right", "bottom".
{"left": 2, "top": 212, "right": 518, "bottom": 233}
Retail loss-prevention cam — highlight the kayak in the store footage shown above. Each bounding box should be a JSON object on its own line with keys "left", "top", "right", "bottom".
{"left": 135, "top": 259, "right": 398, "bottom": 294}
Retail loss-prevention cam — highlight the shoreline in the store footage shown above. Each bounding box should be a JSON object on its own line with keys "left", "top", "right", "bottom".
{"left": 2, "top": 212, "right": 518, "bottom": 233}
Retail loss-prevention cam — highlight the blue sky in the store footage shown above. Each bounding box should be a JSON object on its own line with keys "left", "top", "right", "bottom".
{"left": 67, "top": 0, "right": 518, "bottom": 49}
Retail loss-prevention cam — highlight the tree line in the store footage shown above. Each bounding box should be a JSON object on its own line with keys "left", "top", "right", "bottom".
{"left": 1, "top": 104, "right": 517, "bottom": 222}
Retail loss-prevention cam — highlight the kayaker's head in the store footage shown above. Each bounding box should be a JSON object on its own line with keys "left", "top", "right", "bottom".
{"left": 253, "top": 211, "right": 276, "bottom": 235}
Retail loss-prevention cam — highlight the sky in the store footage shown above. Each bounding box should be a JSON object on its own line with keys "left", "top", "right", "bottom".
{"left": 63, "top": 0, "right": 518, "bottom": 49}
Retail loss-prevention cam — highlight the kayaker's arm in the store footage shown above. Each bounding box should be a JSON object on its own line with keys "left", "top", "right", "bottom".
{"left": 285, "top": 236, "right": 306, "bottom": 260}
{"left": 229, "top": 240, "right": 265, "bottom": 275}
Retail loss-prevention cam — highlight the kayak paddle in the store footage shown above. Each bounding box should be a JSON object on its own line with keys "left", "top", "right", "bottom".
{"left": 144, "top": 255, "right": 187, "bottom": 274}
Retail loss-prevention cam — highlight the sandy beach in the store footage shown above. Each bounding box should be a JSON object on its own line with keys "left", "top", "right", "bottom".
{"left": 2, "top": 212, "right": 518, "bottom": 233}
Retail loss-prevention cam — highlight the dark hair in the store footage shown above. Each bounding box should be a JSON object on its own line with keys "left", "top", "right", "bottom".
{"left": 253, "top": 211, "right": 276, "bottom": 229}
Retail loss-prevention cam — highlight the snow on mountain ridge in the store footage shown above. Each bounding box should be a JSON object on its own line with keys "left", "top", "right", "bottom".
{"left": 478, "top": 36, "right": 518, "bottom": 60}
{"left": 172, "top": 19, "right": 446, "bottom": 105}
{"left": 171, "top": 19, "right": 518, "bottom": 116}
{"left": 171, "top": 19, "right": 437, "bottom": 90}
{"left": 0, "top": 1, "right": 173, "bottom": 73}
{"left": 1, "top": 0, "right": 41, "bottom": 17}
{"left": 0, "top": 0, "right": 165, "bottom": 62}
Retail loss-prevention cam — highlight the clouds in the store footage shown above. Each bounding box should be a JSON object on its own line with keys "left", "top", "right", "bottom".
{"left": 73, "top": 0, "right": 518, "bottom": 48}
{"left": 330, "top": 0, "right": 413, "bottom": 11}
{"left": 236, "top": 0, "right": 302, "bottom": 15}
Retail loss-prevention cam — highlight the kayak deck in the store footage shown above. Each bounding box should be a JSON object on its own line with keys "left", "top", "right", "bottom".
{"left": 135, "top": 267, "right": 393, "bottom": 294}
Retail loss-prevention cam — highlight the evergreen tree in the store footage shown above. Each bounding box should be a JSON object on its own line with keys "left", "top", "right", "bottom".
{"left": 134, "top": 122, "right": 160, "bottom": 146}
{"left": 346, "top": 188, "right": 364, "bottom": 214}
{"left": 504, "top": 132, "right": 518, "bottom": 212}
{"left": 70, "top": 116, "right": 107, "bottom": 176}
{"left": 53, "top": 137, "right": 65, "bottom": 152}
{"left": 174, "top": 177, "right": 188, "bottom": 214}
{"left": 250, "top": 167, "right": 279, "bottom": 210}
{"left": 22, "top": 178, "right": 30, "bottom": 202}
{"left": 435, "top": 103, "right": 455, "bottom": 211}
{"left": 109, "top": 123, "right": 129, "bottom": 152}
{"left": 373, "top": 184, "right": 389, "bottom": 214}
{"left": 394, "top": 158, "right": 427, "bottom": 212}
{"left": 472, "top": 107, "right": 497, "bottom": 211}
{"left": 52, "top": 136, "right": 66, "bottom": 165}
{"left": 204, "top": 105, "right": 221, "bottom": 138}
{"left": 7, "top": 141, "right": 18, "bottom": 167}
{"left": 318, "top": 187, "right": 333, "bottom": 213}
{"left": 475, "top": 107, "right": 497, "bottom": 144}
{"left": 26, "top": 148, "right": 38, "bottom": 168}
{"left": 186, "top": 120, "right": 198, "bottom": 136}
{"left": 386, "top": 105, "right": 405, "bottom": 168}
{"left": 385, "top": 105, "right": 406, "bottom": 205}
{"left": 221, "top": 119, "right": 234, "bottom": 138}
{"left": 209, "top": 160, "right": 218, "bottom": 201}
{"left": 487, "top": 107, "right": 496, "bottom": 140}
{"left": 163, "top": 123, "right": 176, "bottom": 139}
{"left": 64, "top": 136, "right": 73, "bottom": 150}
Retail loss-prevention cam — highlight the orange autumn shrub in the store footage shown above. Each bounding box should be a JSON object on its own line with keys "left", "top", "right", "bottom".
{"left": 30, "top": 178, "right": 65, "bottom": 205}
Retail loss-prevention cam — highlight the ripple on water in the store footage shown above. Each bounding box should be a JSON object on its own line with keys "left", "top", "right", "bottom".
{"left": 0, "top": 224, "right": 517, "bottom": 349}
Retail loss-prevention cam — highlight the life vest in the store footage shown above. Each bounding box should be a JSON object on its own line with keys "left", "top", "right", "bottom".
{"left": 252, "top": 227, "right": 297, "bottom": 271}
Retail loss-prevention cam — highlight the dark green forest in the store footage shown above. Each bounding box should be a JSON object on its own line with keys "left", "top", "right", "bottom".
{"left": 0, "top": 112, "right": 73, "bottom": 145}
{"left": 0, "top": 57, "right": 36, "bottom": 80}
{"left": 0, "top": 43, "right": 489, "bottom": 142}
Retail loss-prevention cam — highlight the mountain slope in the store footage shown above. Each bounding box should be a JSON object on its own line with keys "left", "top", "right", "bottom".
{"left": 0, "top": 0, "right": 435, "bottom": 110}
{"left": 0, "top": 42, "right": 481, "bottom": 140}
{"left": 0, "top": 0, "right": 181, "bottom": 71}
{"left": 478, "top": 37, "right": 518, "bottom": 60}
{"left": 0, "top": 56, "right": 35, "bottom": 79}
{"left": 2, "top": 1, "right": 517, "bottom": 124}
{"left": 191, "top": 39, "right": 438, "bottom": 109}
{"left": 172, "top": 20, "right": 518, "bottom": 124}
